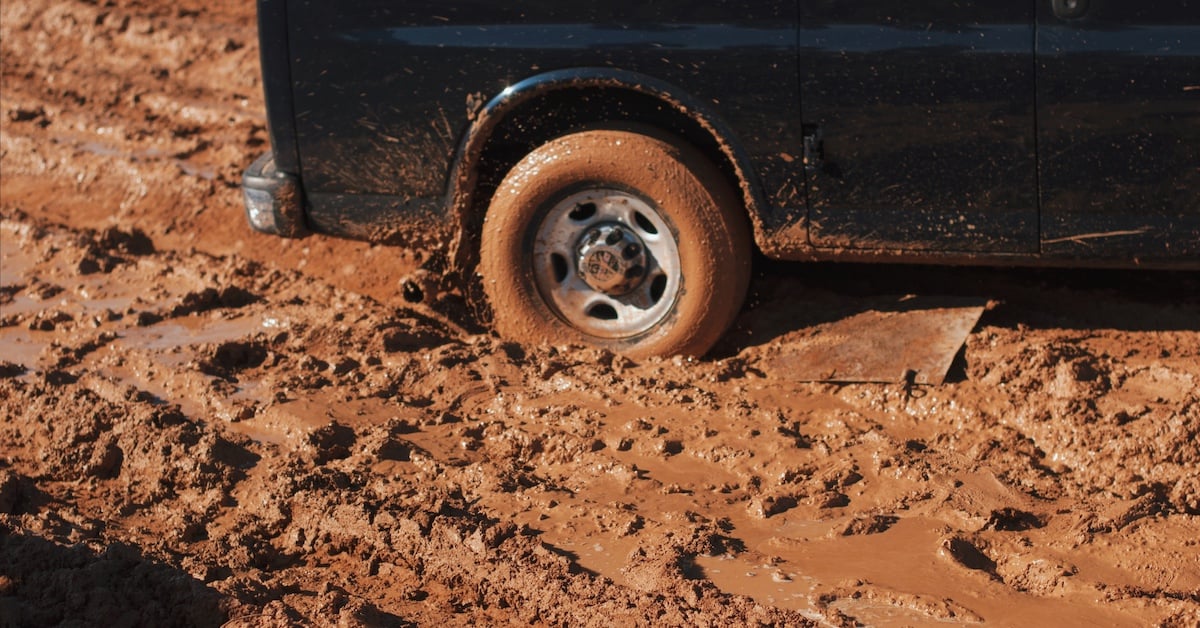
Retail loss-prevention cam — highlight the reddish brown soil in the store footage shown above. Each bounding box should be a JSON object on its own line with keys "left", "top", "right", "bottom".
{"left": 2, "top": 1, "right": 1199, "bottom": 626}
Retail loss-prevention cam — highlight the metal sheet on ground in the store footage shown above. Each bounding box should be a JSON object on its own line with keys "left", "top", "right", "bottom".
{"left": 766, "top": 297, "right": 986, "bottom": 385}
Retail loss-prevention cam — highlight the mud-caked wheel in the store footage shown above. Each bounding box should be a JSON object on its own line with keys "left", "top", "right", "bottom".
{"left": 479, "top": 128, "right": 751, "bottom": 359}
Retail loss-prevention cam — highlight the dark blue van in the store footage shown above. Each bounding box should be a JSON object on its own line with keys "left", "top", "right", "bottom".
{"left": 243, "top": 1, "right": 1199, "bottom": 357}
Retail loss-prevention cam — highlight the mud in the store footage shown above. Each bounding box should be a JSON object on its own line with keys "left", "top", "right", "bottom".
{"left": 3, "top": 1, "right": 1200, "bottom": 626}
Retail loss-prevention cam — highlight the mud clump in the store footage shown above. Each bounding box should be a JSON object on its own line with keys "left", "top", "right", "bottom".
{"left": 837, "top": 514, "right": 900, "bottom": 536}
{"left": 748, "top": 493, "right": 799, "bottom": 519}
{"left": 1170, "top": 475, "right": 1200, "bottom": 515}
{"left": 306, "top": 421, "right": 356, "bottom": 464}
{"left": 983, "top": 507, "right": 1044, "bottom": 532}
{"left": 97, "top": 226, "right": 155, "bottom": 256}
{"left": 198, "top": 340, "right": 270, "bottom": 378}
{"left": 7, "top": 105, "right": 49, "bottom": 125}
{"left": 71, "top": 227, "right": 156, "bottom": 275}
{"left": 173, "top": 287, "right": 260, "bottom": 317}
{"left": 0, "top": 361, "right": 27, "bottom": 378}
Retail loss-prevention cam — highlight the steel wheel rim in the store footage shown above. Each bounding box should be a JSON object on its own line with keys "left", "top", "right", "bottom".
{"left": 532, "top": 188, "right": 680, "bottom": 339}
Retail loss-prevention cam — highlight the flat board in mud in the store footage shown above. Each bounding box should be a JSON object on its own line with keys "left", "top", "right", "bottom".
{"left": 243, "top": 0, "right": 1200, "bottom": 357}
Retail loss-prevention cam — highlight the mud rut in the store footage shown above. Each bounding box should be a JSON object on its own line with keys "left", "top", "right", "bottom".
{"left": 2, "top": 1, "right": 1199, "bottom": 626}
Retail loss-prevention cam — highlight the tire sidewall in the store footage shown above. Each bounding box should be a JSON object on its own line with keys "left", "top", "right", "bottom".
{"left": 480, "top": 129, "right": 750, "bottom": 358}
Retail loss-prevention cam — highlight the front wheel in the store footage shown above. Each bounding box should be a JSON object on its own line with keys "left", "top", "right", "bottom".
{"left": 479, "top": 128, "right": 751, "bottom": 359}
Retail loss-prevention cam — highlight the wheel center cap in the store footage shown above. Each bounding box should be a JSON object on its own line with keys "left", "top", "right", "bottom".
{"left": 576, "top": 223, "right": 648, "bottom": 295}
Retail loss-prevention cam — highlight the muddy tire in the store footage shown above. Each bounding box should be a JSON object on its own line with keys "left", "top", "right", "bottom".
{"left": 479, "top": 128, "right": 751, "bottom": 359}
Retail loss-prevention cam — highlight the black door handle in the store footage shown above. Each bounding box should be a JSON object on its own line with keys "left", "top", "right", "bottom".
{"left": 1052, "top": 0, "right": 1089, "bottom": 19}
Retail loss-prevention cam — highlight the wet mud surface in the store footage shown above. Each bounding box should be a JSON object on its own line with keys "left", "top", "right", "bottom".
{"left": 3, "top": 1, "right": 1200, "bottom": 626}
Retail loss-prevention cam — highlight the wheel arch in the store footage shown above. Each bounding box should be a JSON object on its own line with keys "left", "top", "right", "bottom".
{"left": 445, "top": 68, "right": 767, "bottom": 276}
